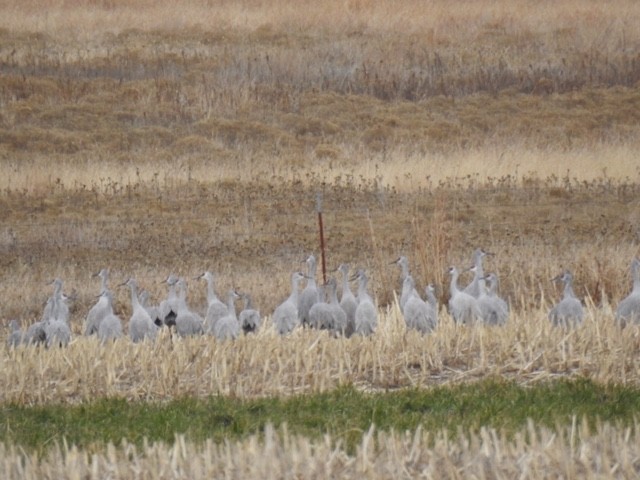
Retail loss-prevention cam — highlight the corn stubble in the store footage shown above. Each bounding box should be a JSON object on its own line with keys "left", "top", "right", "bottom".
{"left": 2, "top": 303, "right": 639, "bottom": 405}
{"left": 2, "top": 420, "right": 640, "bottom": 479}
{"left": 2, "top": 1, "right": 640, "bottom": 475}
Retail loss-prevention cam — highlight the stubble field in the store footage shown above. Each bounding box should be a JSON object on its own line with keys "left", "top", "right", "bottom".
{"left": 2, "top": 0, "right": 640, "bottom": 477}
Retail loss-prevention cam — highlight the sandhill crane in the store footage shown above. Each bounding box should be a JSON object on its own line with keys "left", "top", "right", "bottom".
{"left": 326, "top": 277, "right": 347, "bottom": 335}
{"left": 448, "top": 266, "right": 481, "bottom": 325}
{"left": 84, "top": 269, "right": 111, "bottom": 336}
{"left": 239, "top": 294, "right": 261, "bottom": 334}
{"left": 24, "top": 321, "right": 46, "bottom": 346}
{"left": 548, "top": 270, "right": 583, "bottom": 328}
{"left": 197, "top": 271, "right": 228, "bottom": 335}
{"left": 298, "top": 255, "right": 320, "bottom": 327}
{"left": 392, "top": 256, "right": 419, "bottom": 313}
{"left": 6, "top": 320, "right": 23, "bottom": 347}
{"left": 122, "top": 278, "right": 157, "bottom": 343}
{"left": 616, "top": 257, "right": 640, "bottom": 328}
{"left": 337, "top": 264, "right": 357, "bottom": 337}
{"left": 159, "top": 274, "right": 180, "bottom": 327}
{"left": 42, "top": 278, "right": 70, "bottom": 324}
{"left": 97, "top": 290, "right": 123, "bottom": 343}
{"left": 273, "top": 272, "right": 306, "bottom": 335}
{"left": 425, "top": 284, "right": 439, "bottom": 327}
{"left": 139, "top": 290, "right": 163, "bottom": 327}
{"left": 175, "top": 279, "right": 204, "bottom": 337}
{"left": 214, "top": 290, "right": 240, "bottom": 341}
{"left": 353, "top": 269, "right": 377, "bottom": 336}
{"left": 402, "top": 276, "right": 436, "bottom": 334}
{"left": 45, "top": 293, "right": 71, "bottom": 348}
{"left": 478, "top": 272, "right": 509, "bottom": 326}
{"left": 463, "top": 248, "right": 492, "bottom": 298}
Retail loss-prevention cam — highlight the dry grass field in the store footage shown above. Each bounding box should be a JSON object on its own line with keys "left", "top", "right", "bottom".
{"left": 2, "top": 0, "right": 640, "bottom": 476}
{"left": 3, "top": 420, "right": 640, "bottom": 479}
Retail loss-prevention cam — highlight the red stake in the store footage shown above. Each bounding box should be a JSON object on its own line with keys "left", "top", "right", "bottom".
{"left": 316, "top": 193, "right": 327, "bottom": 284}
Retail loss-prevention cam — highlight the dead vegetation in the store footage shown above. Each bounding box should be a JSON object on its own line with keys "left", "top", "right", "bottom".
{"left": 2, "top": 420, "right": 640, "bottom": 479}
{"left": 2, "top": 302, "right": 640, "bottom": 404}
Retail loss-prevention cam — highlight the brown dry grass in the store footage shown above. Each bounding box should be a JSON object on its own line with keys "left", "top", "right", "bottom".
{"left": 2, "top": 420, "right": 640, "bottom": 479}
{"left": 2, "top": 1, "right": 640, "bottom": 473}
{"left": 1, "top": 0, "right": 640, "bottom": 190}
{"left": 0, "top": 0, "right": 639, "bottom": 398}
{"left": 2, "top": 303, "right": 640, "bottom": 404}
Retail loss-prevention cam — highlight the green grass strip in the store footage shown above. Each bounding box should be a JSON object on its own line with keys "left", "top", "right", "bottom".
{"left": 2, "top": 378, "right": 639, "bottom": 453}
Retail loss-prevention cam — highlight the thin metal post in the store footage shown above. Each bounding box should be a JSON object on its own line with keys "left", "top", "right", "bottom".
{"left": 316, "top": 192, "right": 327, "bottom": 284}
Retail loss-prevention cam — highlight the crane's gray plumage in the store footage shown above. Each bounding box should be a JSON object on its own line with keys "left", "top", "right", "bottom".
{"left": 97, "top": 290, "right": 123, "bottom": 343}
{"left": 239, "top": 294, "right": 261, "bottom": 334}
{"left": 214, "top": 290, "right": 240, "bottom": 341}
{"left": 308, "top": 296, "right": 332, "bottom": 330}
{"left": 122, "top": 278, "right": 157, "bottom": 343}
{"left": 176, "top": 279, "right": 202, "bottom": 333}
{"left": 392, "top": 256, "right": 419, "bottom": 313}
{"left": 338, "top": 264, "right": 357, "bottom": 337}
{"left": 425, "top": 284, "right": 439, "bottom": 327}
{"left": 24, "top": 321, "right": 47, "bottom": 346}
{"left": 478, "top": 273, "right": 509, "bottom": 326}
{"left": 84, "top": 269, "right": 111, "bottom": 336}
{"left": 309, "top": 278, "right": 346, "bottom": 333}
{"left": 353, "top": 269, "right": 377, "bottom": 336}
{"left": 298, "top": 255, "right": 320, "bottom": 327}
{"left": 616, "top": 257, "right": 640, "bottom": 328}
{"left": 6, "top": 320, "right": 23, "bottom": 348}
{"left": 43, "top": 278, "right": 70, "bottom": 324}
{"left": 402, "top": 276, "right": 437, "bottom": 334}
{"left": 159, "top": 274, "right": 180, "bottom": 327}
{"left": 448, "top": 266, "right": 481, "bottom": 325}
{"left": 174, "top": 279, "right": 204, "bottom": 337}
{"left": 273, "top": 271, "right": 305, "bottom": 335}
{"left": 198, "top": 271, "right": 228, "bottom": 335}
{"left": 548, "top": 270, "right": 583, "bottom": 328}
{"left": 44, "top": 291, "right": 72, "bottom": 348}
{"left": 463, "top": 248, "right": 492, "bottom": 298}
{"left": 139, "top": 290, "right": 163, "bottom": 327}
{"left": 326, "top": 277, "right": 347, "bottom": 335}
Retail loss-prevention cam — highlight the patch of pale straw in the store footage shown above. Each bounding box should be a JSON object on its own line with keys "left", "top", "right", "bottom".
{"left": 1, "top": 302, "right": 639, "bottom": 405}
{"left": 1, "top": 419, "right": 639, "bottom": 479}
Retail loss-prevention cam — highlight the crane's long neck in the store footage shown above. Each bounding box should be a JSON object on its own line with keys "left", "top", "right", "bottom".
{"left": 329, "top": 282, "right": 339, "bottom": 305}
{"left": 425, "top": 288, "right": 437, "bottom": 308}
{"left": 100, "top": 273, "right": 109, "bottom": 294}
{"left": 307, "top": 257, "right": 317, "bottom": 282}
{"left": 243, "top": 295, "right": 252, "bottom": 310}
{"left": 226, "top": 292, "right": 237, "bottom": 319}
{"left": 487, "top": 277, "right": 498, "bottom": 296}
{"left": 129, "top": 283, "right": 141, "bottom": 310}
{"left": 563, "top": 279, "right": 576, "bottom": 299}
{"left": 340, "top": 268, "right": 352, "bottom": 297}
{"left": 401, "top": 277, "right": 414, "bottom": 299}
{"left": 289, "top": 277, "right": 301, "bottom": 304}
{"left": 399, "top": 259, "right": 409, "bottom": 280}
{"left": 205, "top": 276, "right": 217, "bottom": 304}
{"left": 167, "top": 283, "right": 178, "bottom": 301}
{"left": 105, "top": 293, "right": 114, "bottom": 315}
{"left": 449, "top": 270, "right": 461, "bottom": 296}
{"left": 358, "top": 276, "right": 369, "bottom": 301}
{"left": 632, "top": 261, "right": 640, "bottom": 293}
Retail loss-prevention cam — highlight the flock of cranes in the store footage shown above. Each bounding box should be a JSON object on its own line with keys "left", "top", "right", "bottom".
{"left": 5, "top": 249, "right": 640, "bottom": 348}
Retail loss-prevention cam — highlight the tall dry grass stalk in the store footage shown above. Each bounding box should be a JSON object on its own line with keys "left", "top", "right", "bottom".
{"left": 2, "top": 304, "right": 640, "bottom": 405}
{"left": 2, "top": 419, "right": 640, "bottom": 479}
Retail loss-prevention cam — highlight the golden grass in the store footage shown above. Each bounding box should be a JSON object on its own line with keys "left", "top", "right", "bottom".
{"left": 1, "top": 0, "right": 640, "bottom": 407}
{"left": 2, "top": 303, "right": 640, "bottom": 404}
{"left": 2, "top": 419, "right": 640, "bottom": 479}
